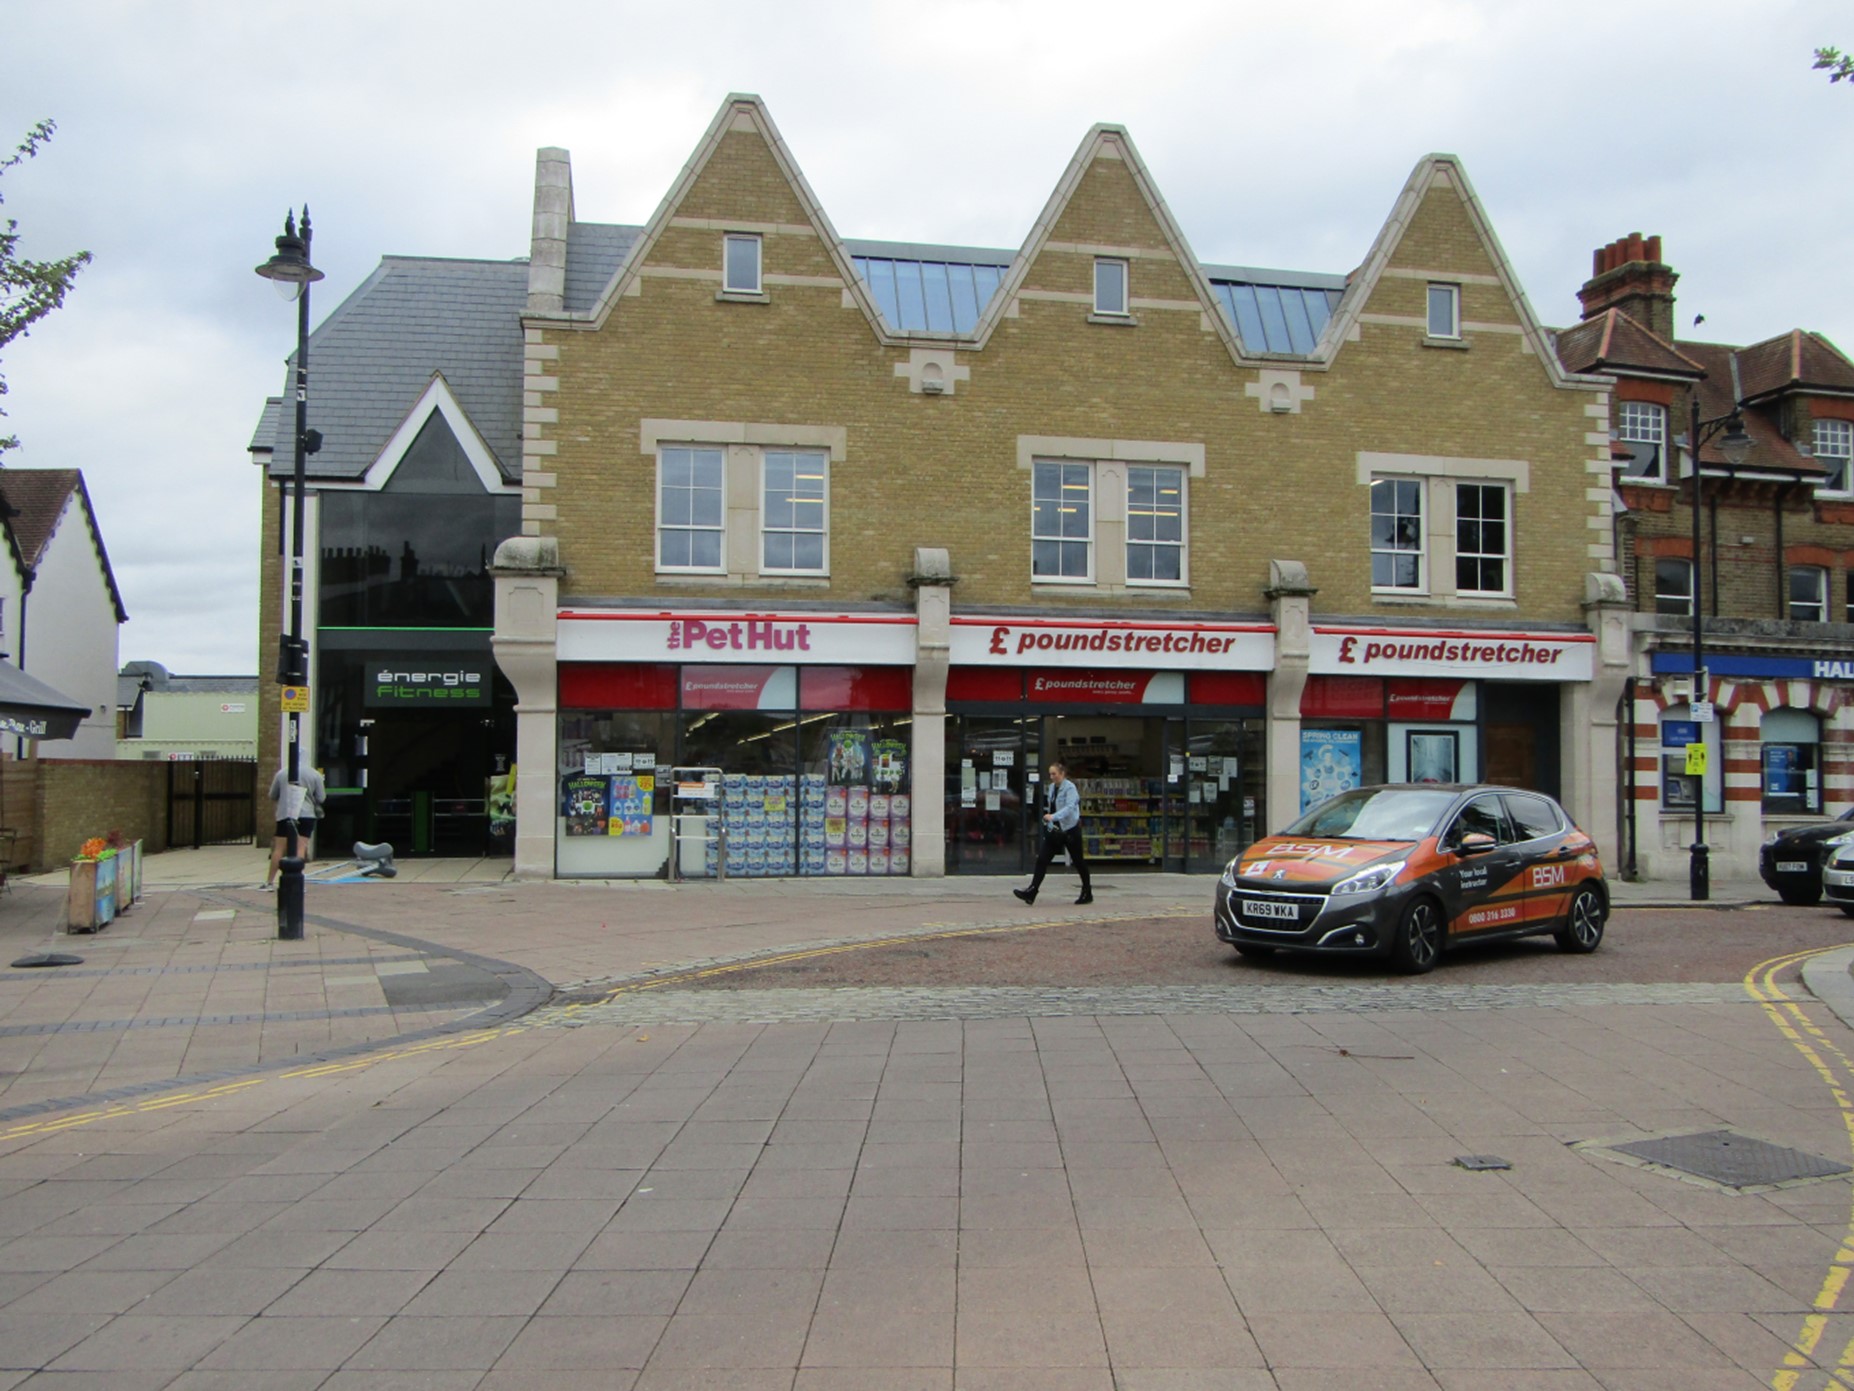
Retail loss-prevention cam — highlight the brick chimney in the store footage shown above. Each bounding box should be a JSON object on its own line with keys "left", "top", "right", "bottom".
{"left": 1577, "top": 233, "right": 1678, "bottom": 342}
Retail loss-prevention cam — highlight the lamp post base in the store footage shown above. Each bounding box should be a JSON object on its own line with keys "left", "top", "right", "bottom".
{"left": 1689, "top": 842, "right": 1710, "bottom": 903}
{"left": 277, "top": 855, "right": 305, "bottom": 940}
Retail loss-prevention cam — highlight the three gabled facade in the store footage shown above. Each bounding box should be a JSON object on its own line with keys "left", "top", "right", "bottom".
{"left": 1557, "top": 234, "right": 1854, "bottom": 880}
{"left": 490, "top": 94, "right": 1624, "bottom": 880}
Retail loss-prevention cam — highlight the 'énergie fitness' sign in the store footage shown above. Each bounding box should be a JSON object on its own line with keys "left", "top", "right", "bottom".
{"left": 364, "top": 660, "right": 491, "bottom": 707}
{"left": 1311, "top": 629, "right": 1594, "bottom": 681}
{"left": 949, "top": 619, "right": 1273, "bottom": 671}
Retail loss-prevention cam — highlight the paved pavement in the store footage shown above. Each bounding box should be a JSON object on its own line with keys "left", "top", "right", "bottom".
{"left": 0, "top": 845, "right": 1849, "bottom": 1386}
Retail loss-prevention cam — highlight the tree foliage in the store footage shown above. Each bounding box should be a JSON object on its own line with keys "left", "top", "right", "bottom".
{"left": 1816, "top": 46, "right": 1854, "bottom": 83}
{"left": 0, "top": 120, "right": 91, "bottom": 455}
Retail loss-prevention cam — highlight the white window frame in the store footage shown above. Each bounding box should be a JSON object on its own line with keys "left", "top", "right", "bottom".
{"left": 1370, "top": 476, "right": 1426, "bottom": 593}
{"left": 1791, "top": 565, "right": 1829, "bottom": 623}
{"left": 1660, "top": 703, "right": 1723, "bottom": 815}
{"left": 1453, "top": 482, "right": 1511, "bottom": 597}
{"left": 1125, "top": 464, "right": 1186, "bottom": 587}
{"left": 1653, "top": 557, "right": 1694, "bottom": 617}
{"left": 759, "top": 449, "right": 829, "bottom": 577}
{"left": 1761, "top": 708, "right": 1823, "bottom": 815}
{"left": 1426, "top": 283, "right": 1460, "bottom": 340}
{"left": 1618, "top": 401, "right": 1668, "bottom": 482}
{"left": 1094, "top": 258, "right": 1129, "bottom": 317}
{"left": 1816, "top": 418, "right": 1853, "bottom": 494}
{"left": 1031, "top": 460, "right": 1095, "bottom": 583}
{"left": 656, "top": 445, "right": 727, "bottom": 574}
{"left": 723, "top": 233, "right": 762, "bottom": 294}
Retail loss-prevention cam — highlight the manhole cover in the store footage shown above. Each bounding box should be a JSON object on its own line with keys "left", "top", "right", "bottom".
{"left": 1608, "top": 1130, "right": 1851, "bottom": 1189}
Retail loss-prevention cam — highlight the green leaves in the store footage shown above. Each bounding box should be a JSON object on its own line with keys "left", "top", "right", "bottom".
{"left": 1815, "top": 46, "right": 1854, "bottom": 84}
{"left": 0, "top": 119, "right": 92, "bottom": 455}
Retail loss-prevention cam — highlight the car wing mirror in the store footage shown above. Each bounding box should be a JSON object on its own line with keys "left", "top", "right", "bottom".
{"left": 1456, "top": 832, "right": 1497, "bottom": 856}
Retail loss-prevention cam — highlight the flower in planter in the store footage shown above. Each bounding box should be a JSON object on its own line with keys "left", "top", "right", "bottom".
{"left": 75, "top": 837, "right": 116, "bottom": 861}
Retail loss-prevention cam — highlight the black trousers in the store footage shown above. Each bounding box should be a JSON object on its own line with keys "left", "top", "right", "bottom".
{"left": 1028, "top": 822, "right": 1090, "bottom": 894}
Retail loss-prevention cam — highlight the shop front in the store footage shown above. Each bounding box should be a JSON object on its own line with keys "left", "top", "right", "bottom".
{"left": 554, "top": 611, "right": 918, "bottom": 878}
{"left": 943, "top": 616, "right": 1274, "bottom": 875}
{"left": 1302, "top": 626, "right": 1595, "bottom": 809}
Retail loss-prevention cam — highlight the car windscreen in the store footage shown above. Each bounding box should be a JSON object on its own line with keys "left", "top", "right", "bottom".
{"left": 1284, "top": 788, "right": 1457, "bottom": 842}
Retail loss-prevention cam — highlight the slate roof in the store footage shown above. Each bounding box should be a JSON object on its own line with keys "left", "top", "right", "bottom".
{"left": 563, "top": 224, "right": 642, "bottom": 314}
{"left": 1736, "top": 329, "right": 1854, "bottom": 402}
{"left": 251, "top": 256, "right": 529, "bottom": 483}
{"left": 1677, "top": 340, "right": 1829, "bottom": 479}
{"left": 0, "top": 469, "right": 127, "bottom": 620}
{"left": 1552, "top": 309, "right": 1704, "bottom": 379}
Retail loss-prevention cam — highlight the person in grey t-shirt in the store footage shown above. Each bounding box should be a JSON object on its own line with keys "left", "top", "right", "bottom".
{"left": 264, "top": 765, "right": 326, "bottom": 889}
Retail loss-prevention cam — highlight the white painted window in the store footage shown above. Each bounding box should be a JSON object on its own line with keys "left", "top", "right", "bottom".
{"left": 1816, "top": 418, "right": 1853, "bottom": 492}
{"left": 1618, "top": 402, "right": 1668, "bottom": 481}
{"left": 1654, "top": 557, "right": 1693, "bottom": 617}
{"left": 723, "top": 234, "right": 762, "bottom": 294}
{"left": 657, "top": 446, "right": 725, "bottom": 572}
{"left": 1426, "top": 283, "right": 1460, "bottom": 339}
{"left": 1094, "top": 258, "right": 1129, "bottom": 317}
{"left": 1791, "top": 565, "right": 1828, "bottom": 622}
{"left": 1454, "top": 483, "right": 1510, "bottom": 595}
{"left": 1370, "top": 477, "right": 1424, "bottom": 590}
{"left": 1126, "top": 465, "right": 1185, "bottom": 584}
{"left": 1032, "top": 461, "right": 1093, "bottom": 581}
{"left": 761, "top": 450, "right": 828, "bottom": 574}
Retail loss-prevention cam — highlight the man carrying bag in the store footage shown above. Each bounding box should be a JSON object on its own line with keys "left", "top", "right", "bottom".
{"left": 1013, "top": 760, "right": 1093, "bottom": 906}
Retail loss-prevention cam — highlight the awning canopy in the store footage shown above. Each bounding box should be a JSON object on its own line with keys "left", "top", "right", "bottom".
{"left": 0, "top": 661, "right": 89, "bottom": 741}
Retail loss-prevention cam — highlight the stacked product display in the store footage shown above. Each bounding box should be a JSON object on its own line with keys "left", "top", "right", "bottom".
{"left": 808, "top": 786, "right": 912, "bottom": 875}
{"left": 705, "top": 774, "right": 798, "bottom": 878}
{"left": 703, "top": 775, "right": 911, "bottom": 876}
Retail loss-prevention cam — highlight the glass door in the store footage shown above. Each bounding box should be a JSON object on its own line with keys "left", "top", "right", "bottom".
{"left": 1181, "top": 718, "right": 1256, "bottom": 873}
{"left": 946, "top": 715, "right": 1034, "bottom": 874}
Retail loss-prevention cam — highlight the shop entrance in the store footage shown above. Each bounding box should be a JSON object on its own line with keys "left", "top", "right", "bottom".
{"left": 358, "top": 707, "right": 515, "bottom": 856}
{"left": 1484, "top": 683, "right": 1561, "bottom": 797}
{"left": 944, "top": 712, "right": 1260, "bottom": 875}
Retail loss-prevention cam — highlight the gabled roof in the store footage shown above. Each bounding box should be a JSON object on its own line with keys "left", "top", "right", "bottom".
{"left": 1552, "top": 308, "right": 1705, "bottom": 379}
{"left": 251, "top": 255, "right": 528, "bottom": 483}
{"left": 1735, "top": 329, "right": 1854, "bottom": 402}
{"left": 0, "top": 469, "right": 127, "bottom": 621}
{"left": 1677, "top": 340, "right": 1829, "bottom": 479}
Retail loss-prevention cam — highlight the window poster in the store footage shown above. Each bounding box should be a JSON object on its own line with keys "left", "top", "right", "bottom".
{"left": 1406, "top": 730, "right": 1458, "bottom": 785}
{"left": 873, "top": 739, "right": 908, "bottom": 793}
{"left": 562, "top": 774, "right": 610, "bottom": 836}
{"left": 827, "top": 729, "right": 870, "bottom": 784}
{"left": 608, "top": 775, "right": 654, "bottom": 836}
{"left": 1299, "top": 729, "right": 1362, "bottom": 811}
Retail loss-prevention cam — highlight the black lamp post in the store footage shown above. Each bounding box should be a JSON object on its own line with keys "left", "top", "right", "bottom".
{"left": 255, "top": 209, "right": 323, "bottom": 941}
{"left": 1685, "top": 399, "right": 1753, "bottom": 902}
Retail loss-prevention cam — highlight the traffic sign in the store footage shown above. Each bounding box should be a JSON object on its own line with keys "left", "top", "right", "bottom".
{"left": 280, "top": 686, "right": 309, "bottom": 712}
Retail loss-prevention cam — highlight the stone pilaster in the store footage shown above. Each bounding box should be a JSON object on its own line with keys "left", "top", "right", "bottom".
{"left": 1572, "top": 571, "right": 1632, "bottom": 868}
{"left": 491, "top": 536, "right": 564, "bottom": 879}
{"left": 1265, "top": 560, "right": 1315, "bottom": 833}
{"left": 909, "top": 547, "right": 955, "bottom": 876}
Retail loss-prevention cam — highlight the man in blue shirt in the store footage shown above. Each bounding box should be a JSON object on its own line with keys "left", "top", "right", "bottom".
{"left": 1014, "top": 761, "right": 1093, "bottom": 906}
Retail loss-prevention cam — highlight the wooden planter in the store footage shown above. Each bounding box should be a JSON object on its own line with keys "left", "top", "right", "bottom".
{"left": 67, "top": 852, "right": 118, "bottom": 932}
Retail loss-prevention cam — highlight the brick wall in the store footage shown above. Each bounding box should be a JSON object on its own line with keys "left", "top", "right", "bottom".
{"left": 16, "top": 758, "right": 168, "bottom": 869}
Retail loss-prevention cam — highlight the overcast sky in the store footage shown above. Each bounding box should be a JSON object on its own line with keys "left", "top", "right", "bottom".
{"left": 2, "top": 2, "right": 1848, "bottom": 674}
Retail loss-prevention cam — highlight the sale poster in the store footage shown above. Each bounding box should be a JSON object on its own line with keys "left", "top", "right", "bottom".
{"left": 1299, "top": 729, "right": 1361, "bottom": 812}
{"left": 562, "top": 774, "right": 609, "bottom": 836}
{"left": 607, "top": 774, "right": 654, "bottom": 837}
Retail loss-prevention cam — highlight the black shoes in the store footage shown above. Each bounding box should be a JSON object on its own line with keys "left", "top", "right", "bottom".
{"left": 1013, "top": 888, "right": 1036, "bottom": 904}
{"left": 1075, "top": 891, "right": 1094, "bottom": 905}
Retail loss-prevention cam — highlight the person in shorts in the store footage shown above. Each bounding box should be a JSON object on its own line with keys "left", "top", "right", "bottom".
{"left": 264, "top": 764, "right": 326, "bottom": 889}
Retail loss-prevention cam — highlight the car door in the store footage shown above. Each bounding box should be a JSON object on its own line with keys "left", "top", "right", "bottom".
{"left": 1504, "top": 792, "right": 1575, "bottom": 928}
{"left": 1440, "top": 793, "right": 1527, "bottom": 938}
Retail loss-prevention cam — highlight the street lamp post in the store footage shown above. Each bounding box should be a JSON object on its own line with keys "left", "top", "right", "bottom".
{"left": 1685, "top": 399, "right": 1753, "bottom": 903}
{"left": 255, "top": 210, "right": 323, "bottom": 941}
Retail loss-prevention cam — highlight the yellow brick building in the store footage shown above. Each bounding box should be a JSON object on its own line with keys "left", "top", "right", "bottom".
{"left": 489, "top": 94, "right": 1627, "bottom": 881}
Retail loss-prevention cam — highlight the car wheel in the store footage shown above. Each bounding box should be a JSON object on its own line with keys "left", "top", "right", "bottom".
{"left": 1779, "top": 885, "right": 1824, "bottom": 906}
{"left": 1390, "top": 897, "right": 1442, "bottom": 975}
{"left": 1233, "top": 943, "right": 1276, "bottom": 960}
{"left": 1554, "top": 885, "right": 1606, "bottom": 954}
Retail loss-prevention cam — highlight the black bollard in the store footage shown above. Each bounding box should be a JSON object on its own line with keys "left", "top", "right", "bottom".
{"left": 277, "top": 854, "right": 305, "bottom": 940}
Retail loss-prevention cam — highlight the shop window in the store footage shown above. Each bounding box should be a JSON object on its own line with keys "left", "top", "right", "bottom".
{"left": 1659, "top": 703, "right": 1722, "bottom": 814}
{"left": 1370, "top": 477, "right": 1424, "bottom": 591}
{"left": 1790, "top": 565, "right": 1828, "bottom": 623}
{"left": 1126, "top": 465, "right": 1184, "bottom": 584}
{"left": 1094, "top": 258, "right": 1129, "bottom": 317}
{"left": 723, "top": 233, "right": 762, "bottom": 294}
{"left": 1426, "top": 283, "right": 1460, "bottom": 339}
{"left": 657, "top": 446, "right": 725, "bottom": 572}
{"left": 1761, "top": 708, "right": 1822, "bottom": 814}
{"left": 1454, "top": 483, "right": 1509, "bottom": 595}
{"left": 1815, "top": 419, "right": 1853, "bottom": 493}
{"left": 1618, "top": 402, "right": 1667, "bottom": 481}
{"left": 761, "top": 450, "right": 828, "bottom": 574}
{"left": 1032, "top": 461, "right": 1092, "bottom": 581}
{"left": 1654, "top": 558, "right": 1693, "bottom": 617}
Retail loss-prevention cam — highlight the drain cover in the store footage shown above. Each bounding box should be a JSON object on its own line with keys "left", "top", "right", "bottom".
{"left": 1609, "top": 1130, "right": 1851, "bottom": 1188}
{"left": 1453, "top": 1155, "right": 1512, "bottom": 1171}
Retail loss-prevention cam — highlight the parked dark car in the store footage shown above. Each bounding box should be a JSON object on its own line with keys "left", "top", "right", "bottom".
{"left": 1760, "top": 809, "right": 1854, "bottom": 905}
{"left": 1215, "top": 784, "right": 1607, "bottom": 975}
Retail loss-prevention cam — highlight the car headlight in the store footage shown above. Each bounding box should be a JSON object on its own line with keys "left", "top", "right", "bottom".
{"left": 1221, "top": 861, "right": 1240, "bottom": 888}
{"left": 1827, "top": 833, "right": 1854, "bottom": 848}
{"left": 1331, "top": 860, "right": 1408, "bottom": 897}
{"left": 1764, "top": 834, "right": 1784, "bottom": 848}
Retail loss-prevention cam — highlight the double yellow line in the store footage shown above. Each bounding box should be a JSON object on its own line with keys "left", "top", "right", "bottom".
{"left": 1746, "top": 946, "right": 1854, "bottom": 1389}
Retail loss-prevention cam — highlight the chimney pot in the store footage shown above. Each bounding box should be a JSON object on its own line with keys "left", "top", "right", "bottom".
{"left": 1646, "top": 234, "right": 1662, "bottom": 264}
{"left": 1626, "top": 232, "right": 1645, "bottom": 263}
